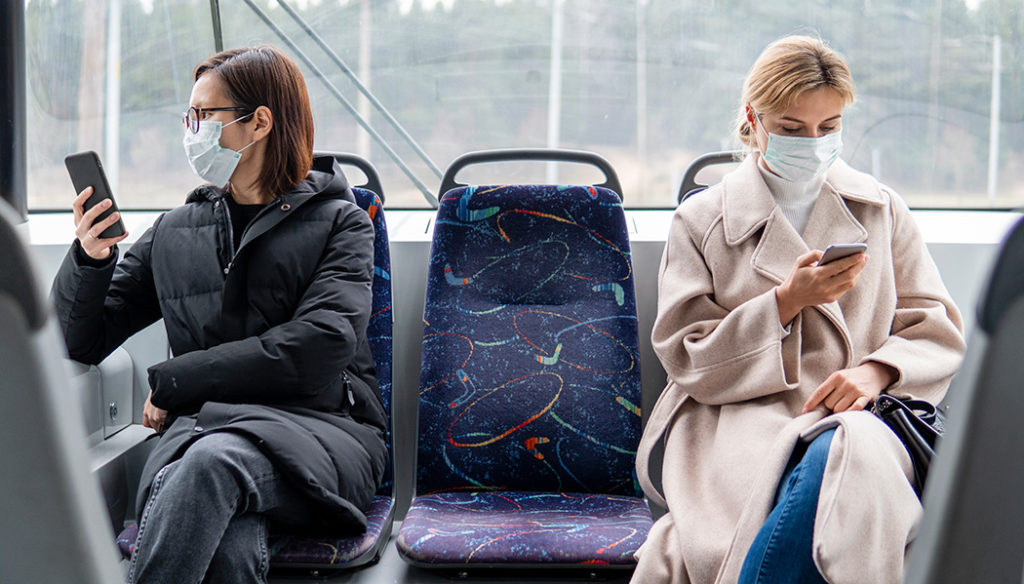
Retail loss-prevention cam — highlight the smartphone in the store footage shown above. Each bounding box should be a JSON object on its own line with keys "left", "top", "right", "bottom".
{"left": 818, "top": 243, "right": 867, "bottom": 265}
{"left": 64, "top": 150, "right": 125, "bottom": 238}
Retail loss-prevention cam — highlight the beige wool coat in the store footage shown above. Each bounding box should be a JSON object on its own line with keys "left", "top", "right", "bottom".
{"left": 633, "top": 156, "right": 966, "bottom": 584}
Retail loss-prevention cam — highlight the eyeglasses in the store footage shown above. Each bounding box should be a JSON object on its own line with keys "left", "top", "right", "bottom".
{"left": 182, "top": 106, "right": 252, "bottom": 134}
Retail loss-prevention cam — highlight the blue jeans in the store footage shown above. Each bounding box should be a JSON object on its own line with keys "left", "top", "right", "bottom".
{"left": 127, "top": 432, "right": 308, "bottom": 584}
{"left": 738, "top": 428, "right": 836, "bottom": 584}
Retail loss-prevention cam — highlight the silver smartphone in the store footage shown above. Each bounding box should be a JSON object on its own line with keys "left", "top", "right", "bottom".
{"left": 818, "top": 243, "right": 867, "bottom": 265}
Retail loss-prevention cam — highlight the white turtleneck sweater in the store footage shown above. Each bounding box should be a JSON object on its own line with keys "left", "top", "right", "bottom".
{"left": 756, "top": 159, "right": 826, "bottom": 236}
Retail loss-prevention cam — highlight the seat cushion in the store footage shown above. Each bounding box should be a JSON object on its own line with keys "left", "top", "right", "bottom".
{"left": 396, "top": 490, "right": 652, "bottom": 567}
{"left": 269, "top": 495, "right": 394, "bottom": 566}
{"left": 115, "top": 496, "right": 394, "bottom": 567}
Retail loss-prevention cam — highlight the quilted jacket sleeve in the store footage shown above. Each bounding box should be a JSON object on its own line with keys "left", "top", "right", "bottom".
{"left": 50, "top": 222, "right": 163, "bottom": 365}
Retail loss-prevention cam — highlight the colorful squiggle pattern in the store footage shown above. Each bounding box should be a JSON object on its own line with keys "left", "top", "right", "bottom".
{"left": 354, "top": 188, "right": 394, "bottom": 495}
{"left": 403, "top": 184, "right": 647, "bottom": 565}
{"left": 269, "top": 495, "right": 395, "bottom": 566}
{"left": 268, "top": 187, "right": 395, "bottom": 567}
{"left": 397, "top": 491, "right": 651, "bottom": 566}
{"left": 417, "top": 184, "right": 640, "bottom": 495}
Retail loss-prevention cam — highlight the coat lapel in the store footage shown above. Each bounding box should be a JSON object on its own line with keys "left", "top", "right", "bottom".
{"left": 721, "top": 157, "right": 886, "bottom": 362}
{"left": 722, "top": 157, "right": 807, "bottom": 286}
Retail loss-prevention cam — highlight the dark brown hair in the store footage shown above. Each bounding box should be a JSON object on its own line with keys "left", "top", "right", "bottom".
{"left": 193, "top": 45, "right": 314, "bottom": 196}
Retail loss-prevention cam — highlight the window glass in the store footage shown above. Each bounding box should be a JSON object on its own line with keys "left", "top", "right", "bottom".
{"left": 26, "top": 0, "right": 213, "bottom": 210}
{"left": 25, "top": 0, "right": 1024, "bottom": 209}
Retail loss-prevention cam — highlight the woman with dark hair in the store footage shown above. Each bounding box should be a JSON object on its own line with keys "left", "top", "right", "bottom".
{"left": 51, "top": 45, "right": 385, "bottom": 583}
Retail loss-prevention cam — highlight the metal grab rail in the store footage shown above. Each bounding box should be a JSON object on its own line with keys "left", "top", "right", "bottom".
{"left": 316, "top": 151, "right": 386, "bottom": 203}
{"left": 438, "top": 148, "right": 623, "bottom": 201}
{"left": 676, "top": 151, "right": 741, "bottom": 205}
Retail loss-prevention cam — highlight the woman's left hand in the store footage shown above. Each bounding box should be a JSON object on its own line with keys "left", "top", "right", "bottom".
{"left": 803, "top": 362, "right": 899, "bottom": 413}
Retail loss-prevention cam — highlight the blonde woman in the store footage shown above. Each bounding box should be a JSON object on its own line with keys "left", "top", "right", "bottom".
{"left": 633, "top": 36, "right": 965, "bottom": 583}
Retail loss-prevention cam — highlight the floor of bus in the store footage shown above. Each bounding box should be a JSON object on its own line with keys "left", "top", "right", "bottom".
{"left": 265, "top": 528, "right": 633, "bottom": 583}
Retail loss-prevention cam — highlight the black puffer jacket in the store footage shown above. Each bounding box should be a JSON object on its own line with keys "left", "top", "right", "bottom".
{"left": 51, "top": 156, "right": 386, "bottom": 530}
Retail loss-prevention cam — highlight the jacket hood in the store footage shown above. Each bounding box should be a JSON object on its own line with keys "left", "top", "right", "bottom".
{"left": 185, "top": 154, "right": 354, "bottom": 206}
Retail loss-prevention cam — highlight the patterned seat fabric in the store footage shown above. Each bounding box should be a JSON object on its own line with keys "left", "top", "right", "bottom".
{"left": 267, "top": 187, "right": 394, "bottom": 568}
{"left": 269, "top": 495, "right": 394, "bottom": 566}
{"left": 117, "top": 187, "right": 395, "bottom": 569}
{"left": 397, "top": 184, "right": 650, "bottom": 567}
{"left": 352, "top": 187, "right": 394, "bottom": 498}
{"left": 398, "top": 491, "right": 651, "bottom": 566}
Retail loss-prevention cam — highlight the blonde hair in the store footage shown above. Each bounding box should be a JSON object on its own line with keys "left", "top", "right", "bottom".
{"left": 736, "top": 36, "right": 855, "bottom": 149}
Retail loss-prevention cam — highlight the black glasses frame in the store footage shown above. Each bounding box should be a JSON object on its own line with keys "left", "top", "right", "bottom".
{"left": 183, "top": 106, "right": 252, "bottom": 134}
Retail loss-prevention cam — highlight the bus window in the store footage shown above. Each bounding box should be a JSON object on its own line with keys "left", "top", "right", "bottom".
{"left": 24, "top": 1, "right": 1024, "bottom": 210}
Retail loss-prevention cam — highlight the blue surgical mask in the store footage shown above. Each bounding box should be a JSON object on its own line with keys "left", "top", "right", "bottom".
{"left": 182, "top": 114, "right": 255, "bottom": 188}
{"left": 757, "top": 121, "right": 843, "bottom": 183}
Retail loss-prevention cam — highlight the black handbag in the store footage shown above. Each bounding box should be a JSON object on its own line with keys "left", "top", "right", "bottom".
{"left": 871, "top": 394, "right": 945, "bottom": 497}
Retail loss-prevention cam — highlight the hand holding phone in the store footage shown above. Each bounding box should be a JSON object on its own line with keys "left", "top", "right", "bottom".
{"left": 818, "top": 243, "right": 867, "bottom": 265}
{"left": 65, "top": 151, "right": 126, "bottom": 239}
{"left": 777, "top": 245, "right": 869, "bottom": 324}
{"left": 65, "top": 151, "right": 128, "bottom": 259}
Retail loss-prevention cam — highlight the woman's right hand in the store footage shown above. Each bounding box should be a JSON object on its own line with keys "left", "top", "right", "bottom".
{"left": 775, "top": 249, "right": 868, "bottom": 325}
{"left": 73, "top": 186, "right": 128, "bottom": 260}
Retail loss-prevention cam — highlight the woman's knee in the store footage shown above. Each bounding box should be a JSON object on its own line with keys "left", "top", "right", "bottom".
{"left": 172, "top": 432, "right": 270, "bottom": 488}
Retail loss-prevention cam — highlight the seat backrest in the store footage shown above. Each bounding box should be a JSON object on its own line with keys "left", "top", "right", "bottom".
{"left": 677, "top": 151, "right": 741, "bottom": 205}
{"left": 350, "top": 186, "right": 394, "bottom": 496}
{"left": 905, "top": 216, "right": 1024, "bottom": 584}
{"left": 0, "top": 200, "right": 123, "bottom": 583}
{"left": 416, "top": 184, "right": 642, "bottom": 497}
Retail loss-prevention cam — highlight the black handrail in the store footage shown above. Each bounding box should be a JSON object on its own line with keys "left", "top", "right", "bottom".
{"left": 316, "top": 151, "right": 385, "bottom": 203}
{"left": 438, "top": 149, "right": 623, "bottom": 201}
{"left": 677, "top": 151, "right": 741, "bottom": 205}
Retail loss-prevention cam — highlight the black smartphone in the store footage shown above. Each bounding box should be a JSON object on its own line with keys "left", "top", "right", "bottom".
{"left": 64, "top": 150, "right": 125, "bottom": 238}
{"left": 819, "top": 243, "right": 867, "bottom": 265}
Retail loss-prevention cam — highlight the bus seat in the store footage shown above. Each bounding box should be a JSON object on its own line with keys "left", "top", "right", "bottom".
{"left": 267, "top": 153, "right": 396, "bottom": 571}
{"left": 904, "top": 216, "right": 1024, "bottom": 583}
{"left": 0, "top": 199, "right": 124, "bottom": 583}
{"left": 396, "top": 149, "right": 651, "bottom": 570}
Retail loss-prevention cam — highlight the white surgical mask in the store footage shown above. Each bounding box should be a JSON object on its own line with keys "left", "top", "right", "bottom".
{"left": 182, "top": 114, "right": 255, "bottom": 188}
{"left": 757, "top": 120, "right": 843, "bottom": 183}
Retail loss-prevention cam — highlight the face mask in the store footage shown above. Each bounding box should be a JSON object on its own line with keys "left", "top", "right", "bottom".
{"left": 182, "top": 114, "right": 255, "bottom": 188}
{"left": 757, "top": 120, "right": 843, "bottom": 183}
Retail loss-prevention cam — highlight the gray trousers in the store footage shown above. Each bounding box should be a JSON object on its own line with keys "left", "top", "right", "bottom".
{"left": 127, "top": 431, "right": 308, "bottom": 584}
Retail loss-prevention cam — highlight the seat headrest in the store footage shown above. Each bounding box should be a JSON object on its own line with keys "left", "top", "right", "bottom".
{"left": 0, "top": 200, "right": 45, "bottom": 331}
{"left": 978, "top": 216, "right": 1024, "bottom": 335}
